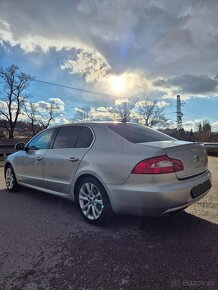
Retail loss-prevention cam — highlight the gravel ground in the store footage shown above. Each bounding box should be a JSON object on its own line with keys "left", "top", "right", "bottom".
{"left": 0, "top": 157, "right": 217, "bottom": 290}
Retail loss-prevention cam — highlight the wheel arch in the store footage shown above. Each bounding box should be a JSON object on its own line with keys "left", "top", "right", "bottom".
{"left": 4, "top": 161, "right": 19, "bottom": 185}
{"left": 73, "top": 173, "right": 111, "bottom": 203}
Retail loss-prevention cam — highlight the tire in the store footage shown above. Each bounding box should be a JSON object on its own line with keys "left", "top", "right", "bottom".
{"left": 76, "top": 177, "right": 113, "bottom": 225}
{"left": 5, "top": 164, "right": 19, "bottom": 192}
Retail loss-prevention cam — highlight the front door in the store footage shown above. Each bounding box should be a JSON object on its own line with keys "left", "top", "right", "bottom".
{"left": 15, "top": 129, "right": 55, "bottom": 188}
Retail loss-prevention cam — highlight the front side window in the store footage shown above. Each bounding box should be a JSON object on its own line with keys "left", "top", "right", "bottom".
{"left": 53, "top": 126, "right": 80, "bottom": 149}
{"left": 27, "top": 129, "right": 55, "bottom": 150}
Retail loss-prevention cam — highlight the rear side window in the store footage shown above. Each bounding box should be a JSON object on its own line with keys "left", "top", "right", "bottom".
{"left": 53, "top": 126, "right": 80, "bottom": 149}
{"left": 75, "top": 126, "right": 93, "bottom": 148}
{"left": 109, "top": 124, "right": 174, "bottom": 143}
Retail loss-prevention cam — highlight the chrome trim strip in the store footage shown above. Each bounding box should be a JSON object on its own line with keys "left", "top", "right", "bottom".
{"left": 177, "top": 169, "right": 208, "bottom": 181}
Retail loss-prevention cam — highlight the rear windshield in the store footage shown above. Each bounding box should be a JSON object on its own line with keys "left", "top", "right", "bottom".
{"left": 109, "top": 124, "right": 174, "bottom": 143}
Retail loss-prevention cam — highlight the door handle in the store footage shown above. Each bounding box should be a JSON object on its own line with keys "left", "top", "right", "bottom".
{"left": 69, "top": 157, "right": 79, "bottom": 162}
{"left": 35, "top": 156, "right": 42, "bottom": 161}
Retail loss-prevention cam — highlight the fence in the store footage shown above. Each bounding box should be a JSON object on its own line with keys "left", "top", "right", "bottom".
{"left": 0, "top": 139, "right": 29, "bottom": 160}
{"left": 204, "top": 143, "right": 218, "bottom": 149}
{"left": 204, "top": 143, "right": 218, "bottom": 156}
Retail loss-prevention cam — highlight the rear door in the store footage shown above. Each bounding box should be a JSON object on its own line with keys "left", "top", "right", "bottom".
{"left": 43, "top": 125, "right": 94, "bottom": 194}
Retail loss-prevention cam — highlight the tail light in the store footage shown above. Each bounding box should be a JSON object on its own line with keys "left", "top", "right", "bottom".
{"left": 131, "top": 155, "right": 184, "bottom": 174}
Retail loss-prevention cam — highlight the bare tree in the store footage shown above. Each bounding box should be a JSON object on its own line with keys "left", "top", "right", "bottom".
{"left": 0, "top": 65, "right": 33, "bottom": 138}
{"left": 195, "top": 121, "right": 202, "bottom": 133}
{"left": 202, "top": 120, "right": 211, "bottom": 135}
{"left": 73, "top": 106, "right": 92, "bottom": 122}
{"left": 109, "top": 98, "right": 138, "bottom": 123}
{"left": 138, "top": 100, "right": 167, "bottom": 127}
{"left": 24, "top": 102, "right": 40, "bottom": 135}
{"left": 195, "top": 120, "right": 211, "bottom": 141}
{"left": 38, "top": 101, "right": 59, "bottom": 129}
{"left": 24, "top": 100, "right": 62, "bottom": 135}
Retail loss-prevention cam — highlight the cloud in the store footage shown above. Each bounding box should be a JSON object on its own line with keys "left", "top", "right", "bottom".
{"left": 95, "top": 106, "right": 108, "bottom": 112}
{"left": 136, "top": 100, "right": 169, "bottom": 109}
{"left": 61, "top": 50, "right": 162, "bottom": 99}
{"left": 48, "top": 98, "right": 65, "bottom": 111}
{"left": 36, "top": 101, "right": 50, "bottom": 111}
{"left": 115, "top": 99, "right": 129, "bottom": 106}
{"left": 154, "top": 75, "right": 218, "bottom": 95}
{"left": 49, "top": 116, "right": 70, "bottom": 126}
{"left": 0, "top": 100, "right": 8, "bottom": 111}
{"left": 91, "top": 107, "right": 116, "bottom": 121}
{"left": 211, "top": 121, "right": 218, "bottom": 132}
{"left": 33, "top": 98, "right": 65, "bottom": 112}
{"left": 0, "top": 0, "right": 218, "bottom": 77}
{"left": 61, "top": 50, "right": 111, "bottom": 83}
{"left": 156, "top": 101, "right": 169, "bottom": 108}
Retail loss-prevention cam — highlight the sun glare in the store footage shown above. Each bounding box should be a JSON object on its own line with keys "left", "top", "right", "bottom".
{"left": 110, "top": 75, "right": 125, "bottom": 94}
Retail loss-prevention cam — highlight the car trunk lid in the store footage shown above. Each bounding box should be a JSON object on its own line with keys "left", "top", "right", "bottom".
{"left": 138, "top": 140, "right": 208, "bottom": 179}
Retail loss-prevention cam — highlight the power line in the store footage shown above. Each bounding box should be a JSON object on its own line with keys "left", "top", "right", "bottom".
{"left": 183, "top": 99, "right": 218, "bottom": 120}
{"left": 33, "top": 78, "right": 217, "bottom": 122}
{"left": 33, "top": 79, "right": 117, "bottom": 98}
{"left": 183, "top": 107, "right": 217, "bottom": 121}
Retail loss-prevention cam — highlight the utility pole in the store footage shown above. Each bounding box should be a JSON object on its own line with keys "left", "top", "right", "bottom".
{"left": 122, "top": 100, "right": 128, "bottom": 123}
{"left": 176, "top": 95, "right": 183, "bottom": 130}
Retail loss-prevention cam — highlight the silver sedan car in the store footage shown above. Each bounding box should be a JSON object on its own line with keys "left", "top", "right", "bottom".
{"left": 5, "top": 122, "right": 212, "bottom": 224}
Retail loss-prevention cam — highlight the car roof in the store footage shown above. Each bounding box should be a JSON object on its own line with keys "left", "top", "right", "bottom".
{"left": 48, "top": 121, "right": 137, "bottom": 129}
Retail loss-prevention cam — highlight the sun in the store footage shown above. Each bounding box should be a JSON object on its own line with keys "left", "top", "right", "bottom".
{"left": 110, "top": 75, "right": 125, "bottom": 94}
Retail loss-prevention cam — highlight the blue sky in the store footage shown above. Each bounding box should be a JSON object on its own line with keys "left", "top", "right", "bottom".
{"left": 0, "top": 0, "right": 218, "bottom": 130}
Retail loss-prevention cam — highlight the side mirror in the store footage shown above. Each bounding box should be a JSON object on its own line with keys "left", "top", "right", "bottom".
{"left": 15, "top": 142, "right": 25, "bottom": 151}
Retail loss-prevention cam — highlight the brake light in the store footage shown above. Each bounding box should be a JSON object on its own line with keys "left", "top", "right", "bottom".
{"left": 131, "top": 155, "right": 184, "bottom": 174}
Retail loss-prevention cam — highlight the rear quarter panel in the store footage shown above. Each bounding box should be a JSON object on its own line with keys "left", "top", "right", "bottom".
{"left": 73, "top": 125, "right": 165, "bottom": 186}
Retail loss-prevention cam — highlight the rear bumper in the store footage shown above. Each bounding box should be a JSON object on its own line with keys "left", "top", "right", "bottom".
{"left": 106, "top": 170, "right": 212, "bottom": 216}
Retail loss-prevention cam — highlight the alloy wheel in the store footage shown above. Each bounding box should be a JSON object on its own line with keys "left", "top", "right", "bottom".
{"left": 5, "top": 167, "right": 15, "bottom": 190}
{"left": 79, "top": 182, "right": 104, "bottom": 220}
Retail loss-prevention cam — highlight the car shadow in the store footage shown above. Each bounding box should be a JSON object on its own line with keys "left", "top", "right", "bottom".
{"left": 2, "top": 185, "right": 217, "bottom": 237}
{"left": 1, "top": 185, "right": 217, "bottom": 229}
{"left": 112, "top": 210, "right": 218, "bottom": 237}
